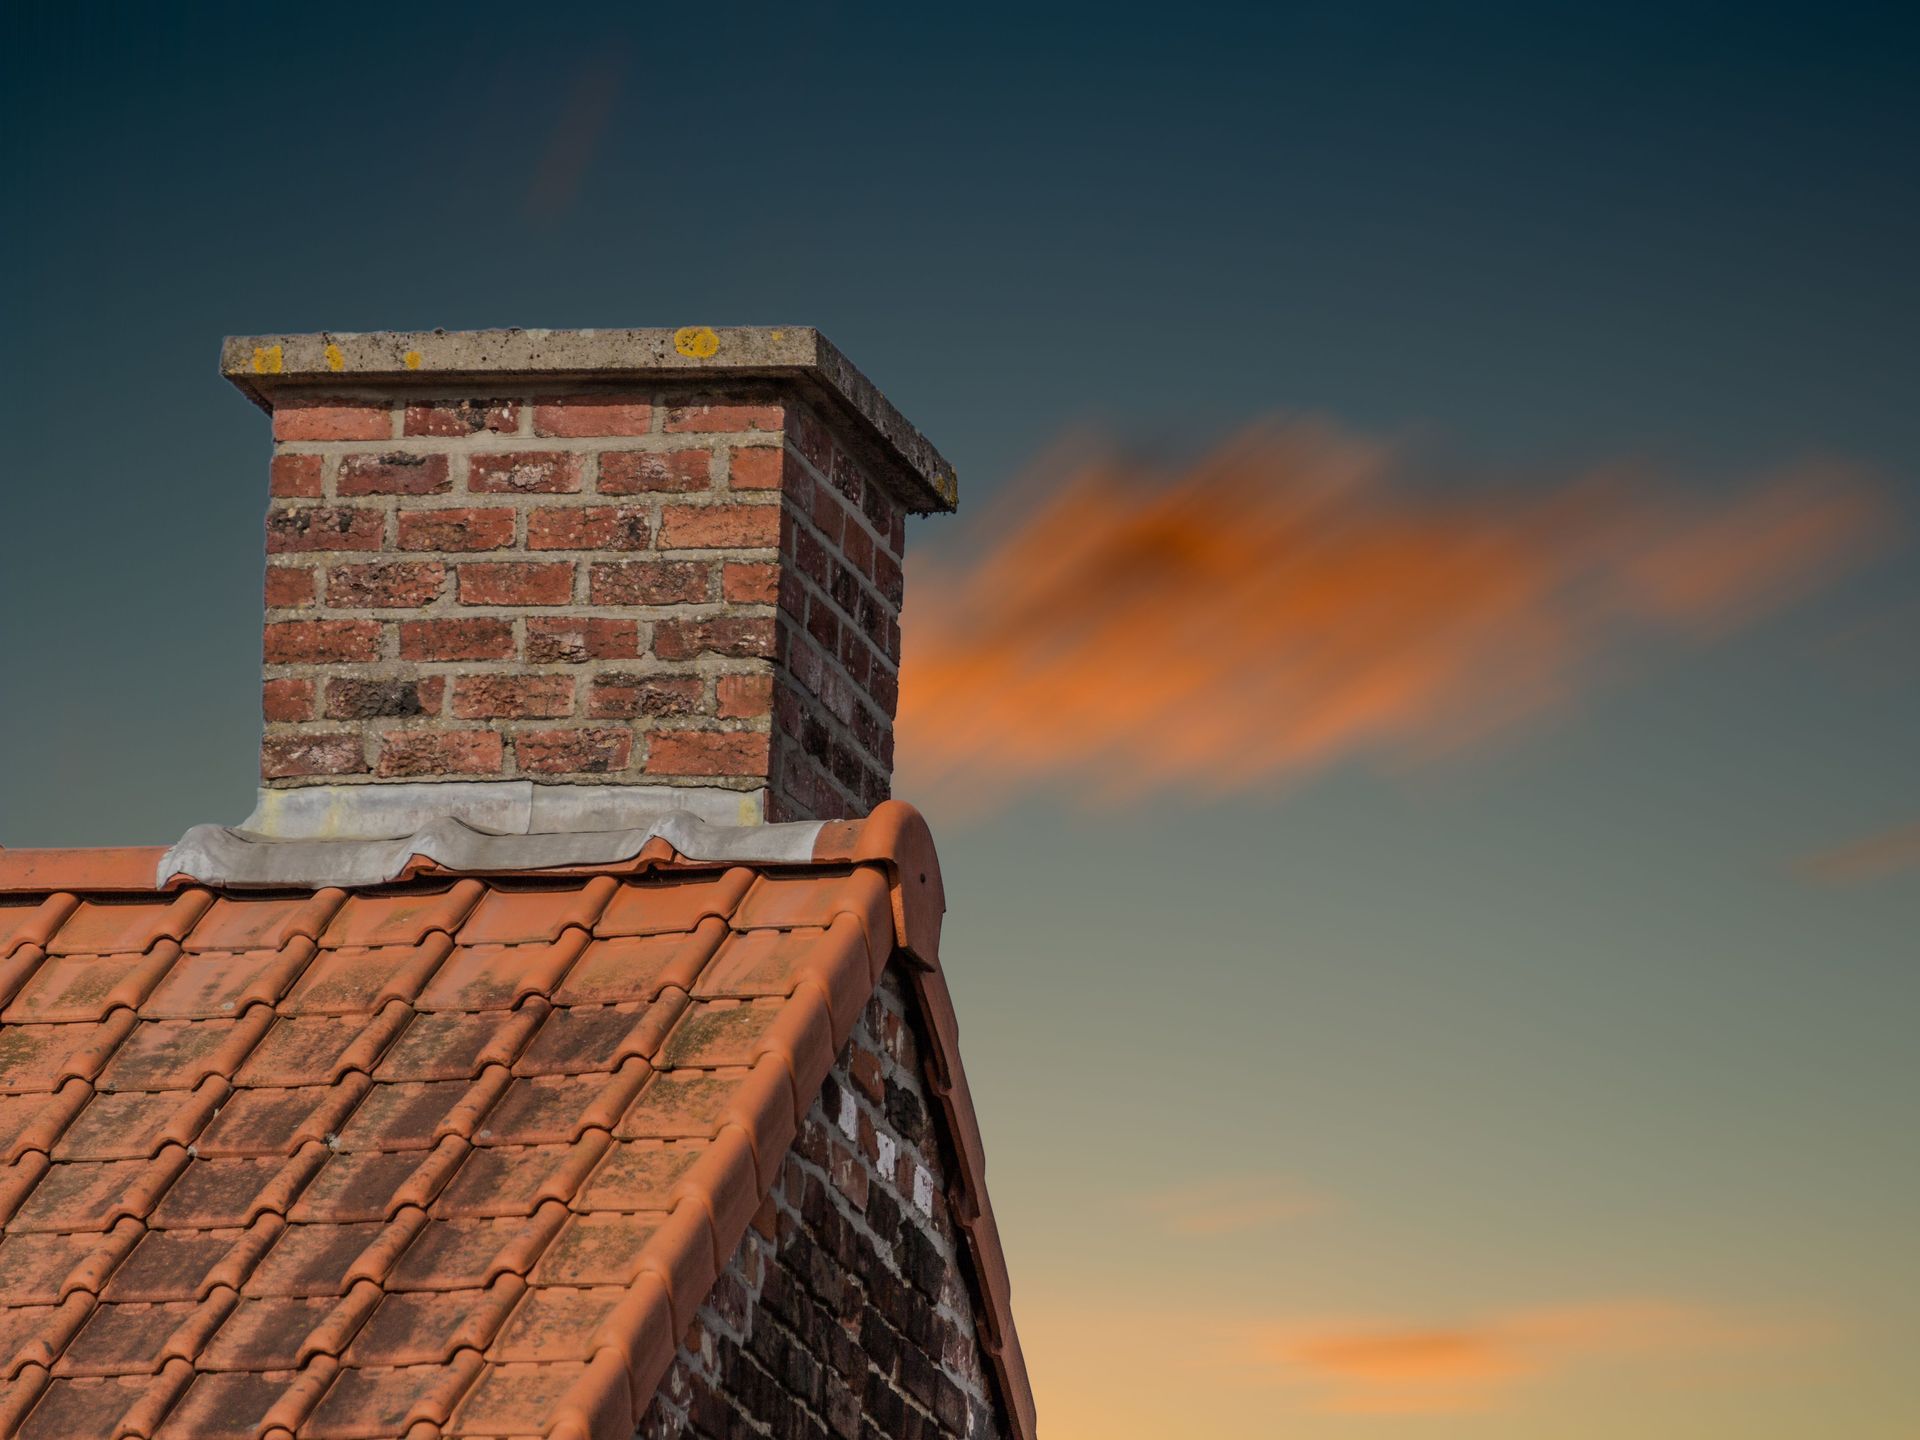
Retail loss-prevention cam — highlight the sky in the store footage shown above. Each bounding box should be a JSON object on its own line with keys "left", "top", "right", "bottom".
{"left": 4, "top": 3, "right": 1917, "bottom": 1435}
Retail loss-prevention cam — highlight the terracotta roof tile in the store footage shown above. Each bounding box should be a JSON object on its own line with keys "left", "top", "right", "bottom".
{"left": 106, "top": 1228, "right": 249, "bottom": 1303}
{"left": 154, "top": 1367, "right": 297, "bottom": 1440}
{"left": 14, "top": 1374, "right": 152, "bottom": 1440}
{"left": 0, "top": 802, "right": 1036, "bottom": 1440}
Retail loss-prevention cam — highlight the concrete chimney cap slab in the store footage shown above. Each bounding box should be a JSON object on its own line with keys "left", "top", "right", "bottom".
{"left": 221, "top": 325, "right": 958, "bottom": 512}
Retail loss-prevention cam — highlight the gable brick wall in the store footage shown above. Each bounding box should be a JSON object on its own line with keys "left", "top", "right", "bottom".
{"left": 639, "top": 966, "right": 1009, "bottom": 1440}
{"left": 258, "top": 384, "right": 908, "bottom": 820}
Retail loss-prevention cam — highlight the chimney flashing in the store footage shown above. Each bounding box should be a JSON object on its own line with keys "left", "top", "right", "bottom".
{"left": 237, "top": 778, "right": 767, "bottom": 841}
{"left": 222, "top": 326, "right": 958, "bottom": 513}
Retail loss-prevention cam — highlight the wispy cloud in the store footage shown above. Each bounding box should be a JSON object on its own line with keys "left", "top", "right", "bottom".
{"left": 1257, "top": 1299, "right": 1814, "bottom": 1415}
{"left": 1797, "top": 819, "right": 1920, "bottom": 884}
{"left": 896, "top": 420, "right": 1892, "bottom": 811}
{"left": 1137, "top": 1176, "right": 1324, "bottom": 1235}
{"left": 525, "top": 51, "right": 627, "bottom": 217}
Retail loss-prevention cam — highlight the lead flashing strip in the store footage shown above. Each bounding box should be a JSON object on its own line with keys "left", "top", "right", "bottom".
{"left": 240, "top": 782, "right": 767, "bottom": 841}
{"left": 157, "top": 814, "right": 826, "bottom": 890}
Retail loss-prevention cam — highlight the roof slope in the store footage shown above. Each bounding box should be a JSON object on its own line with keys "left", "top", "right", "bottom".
{"left": 0, "top": 804, "right": 1031, "bottom": 1440}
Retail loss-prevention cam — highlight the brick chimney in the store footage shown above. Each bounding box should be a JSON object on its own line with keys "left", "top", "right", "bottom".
{"left": 225, "top": 328, "right": 956, "bottom": 834}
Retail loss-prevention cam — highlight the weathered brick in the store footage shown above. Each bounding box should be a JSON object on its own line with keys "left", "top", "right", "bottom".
{"left": 469, "top": 451, "right": 583, "bottom": 494}
{"left": 645, "top": 728, "right": 770, "bottom": 777}
{"left": 525, "top": 616, "right": 642, "bottom": 664}
{"left": 261, "top": 678, "right": 315, "bottom": 723}
{"left": 458, "top": 562, "right": 574, "bottom": 606}
{"left": 398, "top": 617, "right": 515, "bottom": 662}
{"left": 376, "top": 729, "right": 504, "bottom": 777}
{"left": 402, "top": 398, "right": 518, "bottom": 436}
{"left": 872, "top": 550, "right": 904, "bottom": 608}
{"left": 337, "top": 451, "right": 450, "bottom": 496}
{"left": 653, "top": 616, "right": 777, "bottom": 661}
{"left": 264, "top": 565, "right": 316, "bottom": 609}
{"left": 260, "top": 732, "right": 365, "bottom": 778}
{"left": 728, "top": 446, "right": 789, "bottom": 492}
{"left": 264, "top": 619, "right": 381, "bottom": 664}
{"left": 273, "top": 399, "right": 389, "bottom": 441}
{"left": 515, "top": 727, "right": 632, "bottom": 775}
{"left": 450, "top": 674, "right": 575, "bottom": 719}
{"left": 527, "top": 506, "right": 651, "bottom": 551}
{"left": 533, "top": 394, "right": 654, "bottom": 436}
{"left": 722, "top": 561, "right": 780, "bottom": 606}
{"left": 324, "top": 677, "right": 444, "bottom": 720}
{"left": 396, "top": 507, "right": 517, "bottom": 553}
{"left": 716, "top": 673, "right": 774, "bottom": 719}
{"left": 841, "top": 522, "right": 874, "bottom": 581}
{"left": 266, "top": 507, "right": 384, "bottom": 554}
{"left": 586, "top": 674, "right": 702, "bottom": 719}
{"left": 325, "top": 561, "right": 446, "bottom": 609}
{"left": 588, "top": 561, "right": 711, "bottom": 607}
{"left": 269, "top": 453, "right": 325, "bottom": 498}
{"left": 664, "top": 402, "right": 784, "bottom": 433}
{"left": 660, "top": 503, "right": 782, "bottom": 550}
{"left": 599, "top": 448, "right": 712, "bottom": 494}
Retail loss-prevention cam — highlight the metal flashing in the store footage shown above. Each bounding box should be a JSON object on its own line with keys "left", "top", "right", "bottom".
{"left": 239, "top": 781, "right": 766, "bottom": 840}
{"left": 157, "top": 813, "right": 826, "bottom": 890}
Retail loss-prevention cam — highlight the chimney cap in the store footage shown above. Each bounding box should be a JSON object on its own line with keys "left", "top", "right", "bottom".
{"left": 221, "top": 325, "right": 958, "bottom": 512}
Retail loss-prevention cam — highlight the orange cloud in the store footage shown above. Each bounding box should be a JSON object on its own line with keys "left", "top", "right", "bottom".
{"left": 897, "top": 421, "right": 1891, "bottom": 809}
{"left": 1798, "top": 819, "right": 1920, "bottom": 884}
{"left": 1137, "top": 1176, "right": 1323, "bottom": 1235}
{"left": 1262, "top": 1300, "right": 1809, "bottom": 1415}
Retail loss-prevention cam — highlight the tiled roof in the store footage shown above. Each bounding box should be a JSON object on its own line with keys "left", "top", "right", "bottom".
{"left": 0, "top": 803, "right": 1032, "bottom": 1440}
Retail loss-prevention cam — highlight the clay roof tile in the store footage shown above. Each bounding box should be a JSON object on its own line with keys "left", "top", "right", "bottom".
{"left": 0, "top": 802, "right": 1034, "bottom": 1440}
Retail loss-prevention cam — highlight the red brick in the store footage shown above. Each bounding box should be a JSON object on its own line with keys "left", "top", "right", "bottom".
{"left": 515, "top": 728, "right": 632, "bottom": 775}
{"left": 727, "top": 447, "right": 788, "bottom": 492}
{"left": 402, "top": 399, "right": 519, "bottom": 436}
{"left": 659, "top": 504, "right": 781, "bottom": 550}
{"left": 525, "top": 617, "right": 642, "bottom": 664}
{"left": 587, "top": 561, "right": 711, "bottom": 606}
{"left": 376, "top": 729, "right": 504, "bottom": 778}
{"left": 849, "top": 1045, "right": 884, "bottom": 1105}
{"left": 841, "top": 521, "right": 874, "bottom": 579}
{"left": 653, "top": 616, "right": 777, "bottom": 661}
{"left": 265, "top": 507, "right": 384, "bottom": 553}
{"left": 586, "top": 675, "right": 702, "bottom": 719}
{"left": 261, "top": 732, "right": 366, "bottom": 778}
{"left": 325, "top": 677, "right": 444, "bottom": 720}
{"left": 398, "top": 617, "right": 516, "bottom": 662}
{"left": 264, "top": 619, "right": 381, "bottom": 664}
{"left": 270, "top": 453, "right": 325, "bottom": 498}
{"left": 526, "top": 506, "right": 651, "bottom": 551}
{"left": 265, "top": 565, "right": 317, "bottom": 608}
{"left": 872, "top": 548, "right": 904, "bottom": 607}
{"left": 326, "top": 561, "right": 447, "bottom": 609}
{"left": 645, "top": 729, "right": 770, "bottom": 777}
{"left": 716, "top": 673, "right": 773, "bottom": 719}
{"left": 721, "top": 562, "right": 779, "bottom": 606}
{"left": 533, "top": 394, "right": 654, "bottom": 437}
{"left": 273, "top": 399, "right": 389, "bottom": 441}
{"left": 450, "top": 674, "right": 575, "bottom": 719}
{"left": 599, "top": 449, "right": 712, "bottom": 494}
{"left": 262, "top": 678, "right": 315, "bottom": 723}
{"left": 469, "top": 452, "right": 583, "bottom": 494}
{"left": 458, "top": 562, "right": 574, "bottom": 606}
{"left": 808, "top": 481, "right": 847, "bottom": 545}
{"left": 338, "top": 451, "right": 450, "bottom": 496}
{"left": 664, "top": 402, "right": 784, "bottom": 434}
{"left": 396, "top": 508, "right": 517, "bottom": 552}
{"left": 786, "top": 405, "right": 833, "bottom": 471}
